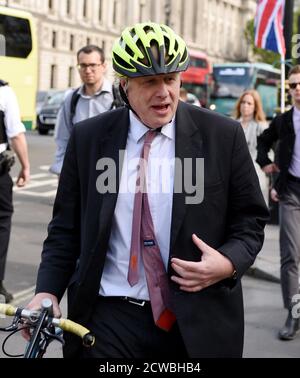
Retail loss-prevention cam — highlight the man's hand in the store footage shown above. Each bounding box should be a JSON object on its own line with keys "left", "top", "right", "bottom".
{"left": 270, "top": 188, "right": 280, "bottom": 202}
{"left": 16, "top": 167, "right": 30, "bottom": 187}
{"left": 262, "top": 163, "right": 280, "bottom": 174}
{"left": 21, "top": 292, "right": 61, "bottom": 341}
{"left": 170, "top": 234, "right": 235, "bottom": 292}
{"left": 10, "top": 132, "right": 30, "bottom": 187}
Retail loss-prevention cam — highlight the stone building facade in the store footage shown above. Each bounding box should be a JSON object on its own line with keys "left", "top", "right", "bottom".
{"left": 0, "top": 0, "right": 256, "bottom": 90}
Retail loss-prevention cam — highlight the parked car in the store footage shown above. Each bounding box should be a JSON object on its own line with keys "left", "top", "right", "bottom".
{"left": 36, "top": 89, "right": 69, "bottom": 135}
{"left": 36, "top": 90, "right": 48, "bottom": 115}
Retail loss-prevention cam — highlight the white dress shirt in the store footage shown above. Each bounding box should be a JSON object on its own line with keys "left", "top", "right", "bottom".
{"left": 0, "top": 85, "right": 26, "bottom": 153}
{"left": 99, "top": 111, "right": 175, "bottom": 300}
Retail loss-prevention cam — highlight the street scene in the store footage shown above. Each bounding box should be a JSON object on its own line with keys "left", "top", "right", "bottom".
{"left": 1, "top": 0, "right": 300, "bottom": 362}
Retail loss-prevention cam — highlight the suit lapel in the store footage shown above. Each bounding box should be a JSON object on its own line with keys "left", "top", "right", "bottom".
{"left": 285, "top": 108, "right": 295, "bottom": 135}
{"left": 96, "top": 108, "right": 130, "bottom": 245}
{"left": 170, "top": 103, "right": 204, "bottom": 252}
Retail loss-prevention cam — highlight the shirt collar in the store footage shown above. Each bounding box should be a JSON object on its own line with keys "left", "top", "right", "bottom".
{"left": 78, "top": 78, "right": 113, "bottom": 98}
{"left": 293, "top": 105, "right": 300, "bottom": 117}
{"left": 129, "top": 110, "right": 175, "bottom": 143}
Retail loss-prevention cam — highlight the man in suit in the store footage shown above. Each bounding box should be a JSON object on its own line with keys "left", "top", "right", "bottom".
{"left": 257, "top": 65, "right": 300, "bottom": 341}
{"left": 24, "top": 22, "right": 268, "bottom": 358}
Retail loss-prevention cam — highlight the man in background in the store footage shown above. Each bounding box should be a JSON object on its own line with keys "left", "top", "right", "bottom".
{"left": 50, "top": 45, "right": 123, "bottom": 175}
{"left": 257, "top": 65, "right": 300, "bottom": 341}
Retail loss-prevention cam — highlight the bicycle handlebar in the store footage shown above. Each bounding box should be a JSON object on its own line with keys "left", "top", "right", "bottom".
{"left": 0, "top": 303, "right": 95, "bottom": 347}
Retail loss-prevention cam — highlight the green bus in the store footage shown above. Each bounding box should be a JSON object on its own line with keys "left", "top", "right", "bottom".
{"left": 209, "top": 62, "right": 281, "bottom": 119}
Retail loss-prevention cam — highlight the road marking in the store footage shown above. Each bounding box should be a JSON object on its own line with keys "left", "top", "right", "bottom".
{"left": 39, "top": 165, "right": 51, "bottom": 171}
{"left": 17, "top": 190, "right": 58, "bottom": 198}
{"left": 10, "top": 286, "right": 36, "bottom": 306}
{"left": 26, "top": 173, "right": 50, "bottom": 180}
{"left": 14, "top": 179, "right": 58, "bottom": 191}
{"left": 13, "top": 167, "right": 58, "bottom": 198}
{"left": 14, "top": 285, "right": 35, "bottom": 302}
{"left": 12, "top": 173, "right": 52, "bottom": 181}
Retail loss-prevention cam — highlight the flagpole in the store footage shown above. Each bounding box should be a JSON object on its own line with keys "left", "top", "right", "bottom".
{"left": 281, "top": 54, "right": 286, "bottom": 114}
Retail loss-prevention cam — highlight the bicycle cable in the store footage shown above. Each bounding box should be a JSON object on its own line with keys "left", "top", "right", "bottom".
{"left": 1, "top": 326, "right": 31, "bottom": 358}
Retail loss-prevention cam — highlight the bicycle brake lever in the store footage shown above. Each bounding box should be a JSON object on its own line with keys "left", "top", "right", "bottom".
{"left": 0, "top": 324, "right": 19, "bottom": 332}
{"left": 42, "top": 328, "right": 65, "bottom": 346}
{"left": 0, "top": 315, "right": 24, "bottom": 332}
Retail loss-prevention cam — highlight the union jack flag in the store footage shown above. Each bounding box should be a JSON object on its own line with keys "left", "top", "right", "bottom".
{"left": 254, "top": 0, "right": 286, "bottom": 56}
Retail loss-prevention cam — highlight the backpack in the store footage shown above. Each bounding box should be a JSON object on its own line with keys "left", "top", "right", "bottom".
{"left": 69, "top": 82, "right": 124, "bottom": 125}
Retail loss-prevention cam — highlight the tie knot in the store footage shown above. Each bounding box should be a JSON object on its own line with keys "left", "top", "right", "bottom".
{"left": 144, "top": 129, "right": 159, "bottom": 145}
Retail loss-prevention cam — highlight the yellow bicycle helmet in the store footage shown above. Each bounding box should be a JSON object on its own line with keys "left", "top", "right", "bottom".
{"left": 112, "top": 22, "right": 190, "bottom": 77}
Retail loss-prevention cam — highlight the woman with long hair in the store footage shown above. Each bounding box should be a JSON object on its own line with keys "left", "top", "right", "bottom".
{"left": 234, "top": 89, "right": 267, "bottom": 160}
{"left": 234, "top": 90, "right": 268, "bottom": 202}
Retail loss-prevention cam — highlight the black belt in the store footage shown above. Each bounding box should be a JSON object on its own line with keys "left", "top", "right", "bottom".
{"left": 287, "top": 173, "right": 300, "bottom": 183}
{"left": 100, "top": 296, "right": 150, "bottom": 307}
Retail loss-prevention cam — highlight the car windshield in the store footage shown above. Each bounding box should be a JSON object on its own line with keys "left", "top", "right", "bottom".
{"left": 36, "top": 91, "right": 47, "bottom": 103}
{"left": 45, "top": 91, "right": 66, "bottom": 106}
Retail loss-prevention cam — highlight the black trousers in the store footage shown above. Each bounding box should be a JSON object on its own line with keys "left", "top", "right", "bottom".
{"left": 0, "top": 172, "right": 13, "bottom": 281}
{"left": 82, "top": 296, "right": 188, "bottom": 358}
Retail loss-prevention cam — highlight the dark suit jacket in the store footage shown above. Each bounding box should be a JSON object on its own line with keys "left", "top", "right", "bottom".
{"left": 256, "top": 108, "right": 295, "bottom": 195}
{"left": 36, "top": 102, "right": 269, "bottom": 358}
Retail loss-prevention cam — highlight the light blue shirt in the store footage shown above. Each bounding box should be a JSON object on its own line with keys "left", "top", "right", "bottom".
{"left": 50, "top": 78, "right": 114, "bottom": 174}
{"left": 290, "top": 106, "right": 300, "bottom": 178}
{"left": 99, "top": 111, "right": 175, "bottom": 300}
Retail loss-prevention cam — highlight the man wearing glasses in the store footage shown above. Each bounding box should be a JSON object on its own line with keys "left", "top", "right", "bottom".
{"left": 50, "top": 45, "right": 122, "bottom": 175}
{"left": 257, "top": 65, "right": 300, "bottom": 341}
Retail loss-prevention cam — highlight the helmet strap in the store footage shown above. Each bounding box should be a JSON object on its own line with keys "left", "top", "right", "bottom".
{"left": 118, "top": 83, "right": 140, "bottom": 119}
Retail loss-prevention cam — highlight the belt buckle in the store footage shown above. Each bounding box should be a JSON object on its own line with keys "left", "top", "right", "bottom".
{"left": 124, "top": 297, "right": 146, "bottom": 307}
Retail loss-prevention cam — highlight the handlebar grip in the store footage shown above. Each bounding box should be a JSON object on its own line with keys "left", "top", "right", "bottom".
{"left": 56, "top": 318, "right": 95, "bottom": 347}
{"left": 0, "top": 304, "right": 16, "bottom": 317}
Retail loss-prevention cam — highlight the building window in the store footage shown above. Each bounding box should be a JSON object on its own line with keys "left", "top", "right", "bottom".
{"left": 139, "top": 1, "right": 145, "bottom": 23}
{"left": 52, "top": 31, "right": 57, "bottom": 48}
{"left": 164, "top": 0, "right": 171, "bottom": 26}
{"left": 66, "top": 0, "right": 71, "bottom": 15}
{"left": 101, "top": 40, "right": 106, "bottom": 54}
{"left": 83, "top": 0, "right": 88, "bottom": 18}
{"left": 48, "top": 0, "right": 53, "bottom": 10}
{"left": 113, "top": 0, "right": 117, "bottom": 26}
{"left": 50, "top": 64, "right": 57, "bottom": 88}
{"left": 70, "top": 34, "right": 74, "bottom": 51}
{"left": 86, "top": 37, "right": 91, "bottom": 46}
{"left": 192, "top": 0, "right": 198, "bottom": 42}
{"left": 68, "top": 66, "right": 74, "bottom": 87}
{"left": 180, "top": 0, "right": 185, "bottom": 35}
{"left": 98, "top": 0, "right": 103, "bottom": 22}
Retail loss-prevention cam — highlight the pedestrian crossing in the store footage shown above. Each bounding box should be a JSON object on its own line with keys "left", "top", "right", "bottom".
{"left": 13, "top": 166, "right": 58, "bottom": 198}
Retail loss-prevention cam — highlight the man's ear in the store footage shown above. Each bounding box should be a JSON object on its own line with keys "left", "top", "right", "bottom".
{"left": 119, "top": 79, "right": 130, "bottom": 106}
{"left": 102, "top": 62, "right": 108, "bottom": 71}
{"left": 120, "top": 78, "right": 128, "bottom": 94}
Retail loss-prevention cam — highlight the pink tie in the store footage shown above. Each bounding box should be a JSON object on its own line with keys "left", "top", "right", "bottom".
{"left": 128, "top": 130, "right": 176, "bottom": 332}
